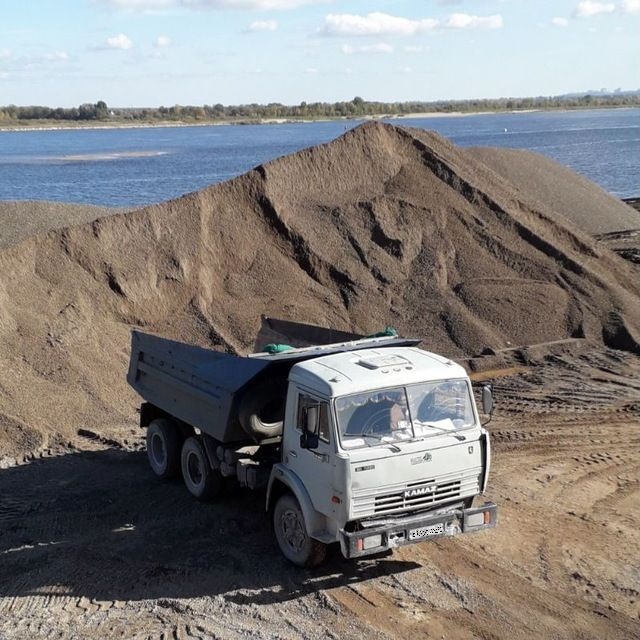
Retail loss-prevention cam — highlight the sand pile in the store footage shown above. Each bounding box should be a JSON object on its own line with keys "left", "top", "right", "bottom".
{"left": 1, "top": 122, "right": 639, "bottom": 458}
{"left": 467, "top": 147, "right": 640, "bottom": 234}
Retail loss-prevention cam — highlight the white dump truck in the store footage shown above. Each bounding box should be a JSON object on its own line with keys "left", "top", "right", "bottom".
{"left": 127, "top": 318, "right": 497, "bottom": 567}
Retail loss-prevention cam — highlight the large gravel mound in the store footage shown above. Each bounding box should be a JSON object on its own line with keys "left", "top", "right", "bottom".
{"left": 1, "top": 122, "right": 639, "bottom": 457}
{"left": 468, "top": 147, "right": 640, "bottom": 234}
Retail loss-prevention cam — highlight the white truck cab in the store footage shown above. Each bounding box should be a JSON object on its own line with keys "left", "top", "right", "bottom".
{"left": 268, "top": 346, "right": 496, "bottom": 565}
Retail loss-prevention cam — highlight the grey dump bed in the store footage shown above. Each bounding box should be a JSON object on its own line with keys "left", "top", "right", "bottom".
{"left": 127, "top": 318, "right": 419, "bottom": 443}
{"left": 127, "top": 331, "right": 270, "bottom": 442}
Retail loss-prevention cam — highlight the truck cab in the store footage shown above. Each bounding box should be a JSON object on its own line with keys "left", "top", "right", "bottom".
{"left": 268, "top": 347, "right": 496, "bottom": 565}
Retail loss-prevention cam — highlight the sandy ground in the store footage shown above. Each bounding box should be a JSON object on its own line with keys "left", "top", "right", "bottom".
{"left": 0, "top": 346, "right": 638, "bottom": 640}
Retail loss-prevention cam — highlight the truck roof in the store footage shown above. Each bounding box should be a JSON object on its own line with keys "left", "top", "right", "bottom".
{"left": 289, "top": 347, "right": 468, "bottom": 397}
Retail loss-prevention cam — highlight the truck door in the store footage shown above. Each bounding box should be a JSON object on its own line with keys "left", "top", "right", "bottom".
{"left": 283, "top": 389, "right": 334, "bottom": 517}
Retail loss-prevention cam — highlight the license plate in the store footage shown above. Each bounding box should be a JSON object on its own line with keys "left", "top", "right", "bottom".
{"left": 409, "top": 523, "right": 444, "bottom": 540}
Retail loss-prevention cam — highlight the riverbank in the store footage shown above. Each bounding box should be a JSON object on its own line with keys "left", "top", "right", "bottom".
{"left": 1, "top": 105, "right": 636, "bottom": 133}
{"left": 0, "top": 114, "right": 488, "bottom": 132}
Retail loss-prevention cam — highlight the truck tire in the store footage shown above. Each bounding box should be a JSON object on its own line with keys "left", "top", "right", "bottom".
{"left": 146, "top": 418, "right": 181, "bottom": 479}
{"left": 238, "top": 379, "right": 286, "bottom": 439}
{"left": 273, "top": 493, "right": 327, "bottom": 567}
{"left": 181, "top": 436, "right": 223, "bottom": 501}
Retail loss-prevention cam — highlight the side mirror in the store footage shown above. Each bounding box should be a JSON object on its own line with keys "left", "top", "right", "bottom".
{"left": 300, "top": 405, "right": 320, "bottom": 450}
{"left": 482, "top": 385, "right": 494, "bottom": 416}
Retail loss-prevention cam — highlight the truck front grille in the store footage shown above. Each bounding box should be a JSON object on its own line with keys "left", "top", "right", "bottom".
{"left": 352, "top": 468, "right": 481, "bottom": 518}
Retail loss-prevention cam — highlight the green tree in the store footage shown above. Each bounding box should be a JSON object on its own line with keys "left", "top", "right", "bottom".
{"left": 95, "top": 100, "right": 109, "bottom": 119}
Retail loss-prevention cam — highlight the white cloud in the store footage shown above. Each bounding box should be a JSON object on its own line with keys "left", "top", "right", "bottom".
{"left": 102, "top": 0, "right": 324, "bottom": 9}
{"left": 246, "top": 20, "right": 278, "bottom": 32}
{"left": 305, "top": 67, "right": 318, "bottom": 74}
{"left": 324, "top": 13, "right": 439, "bottom": 37}
{"left": 341, "top": 42, "right": 394, "bottom": 54}
{"left": 101, "top": 0, "right": 174, "bottom": 9}
{"left": 105, "top": 33, "right": 133, "bottom": 49}
{"left": 621, "top": 0, "right": 640, "bottom": 13}
{"left": 42, "top": 51, "right": 70, "bottom": 61}
{"left": 154, "top": 35, "right": 171, "bottom": 47}
{"left": 551, "top": 16, "right": 569, "bottom": 26}
{"left": 445, "top": 13, "right": 503, "bottom": 29}
{"left": 3, "top": 50, "right": 72, "bottom": 73}
{"left": 573, "top": 1, "right": 615, "bottom": 17}
{"left": 186, "top": 0, "right": 320, "bottom": 7}
{"left": 404, "top": 45, "right": 424, "bottom": 53}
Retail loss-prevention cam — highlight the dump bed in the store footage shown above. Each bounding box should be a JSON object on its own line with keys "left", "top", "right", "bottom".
{"left": 127, "top": 319, "right": 420, "bottom": 444}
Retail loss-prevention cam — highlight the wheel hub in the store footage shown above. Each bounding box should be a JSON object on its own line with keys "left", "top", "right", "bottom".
{"left": 281, "top": 509, "right": 306, "bottom": 552}
{"left": 187, "top": 451, "right": 203, "bottom": 485}
{"left": 151, "top": 432, "right": 166, "bottom": 466}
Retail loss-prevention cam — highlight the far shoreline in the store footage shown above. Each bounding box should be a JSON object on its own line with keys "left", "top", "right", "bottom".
{"left": 1, "top": 105, "right": 637, "bottom": 133}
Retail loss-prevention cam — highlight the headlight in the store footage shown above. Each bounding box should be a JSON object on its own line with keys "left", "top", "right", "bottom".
{"left": 363, "top": 534, "right": 382, "bottom": 550}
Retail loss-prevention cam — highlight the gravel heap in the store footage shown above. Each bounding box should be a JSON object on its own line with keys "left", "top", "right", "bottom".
{"left": 0, "top": 122, "right": 638, "bottom": 457}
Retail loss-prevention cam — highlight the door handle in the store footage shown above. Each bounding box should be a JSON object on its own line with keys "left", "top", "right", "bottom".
{"left": 289, "top": 450, "right": 298, "bottom": 458}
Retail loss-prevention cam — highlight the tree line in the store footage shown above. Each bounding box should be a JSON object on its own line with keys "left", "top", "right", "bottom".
{"left": 0, "top": 101, "right": 110, "bottom": 122}
{"left": 1, "top": 94, "right": 638, "bottom": 124}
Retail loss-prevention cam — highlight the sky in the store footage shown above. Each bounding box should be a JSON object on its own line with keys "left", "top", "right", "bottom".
{"left": 0, "top": 0, "right": 639, "bottom": 107}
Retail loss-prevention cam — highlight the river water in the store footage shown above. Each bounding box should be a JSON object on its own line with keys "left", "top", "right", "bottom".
{"left": 0, "top": 108, "right": 637, "bottom": 207}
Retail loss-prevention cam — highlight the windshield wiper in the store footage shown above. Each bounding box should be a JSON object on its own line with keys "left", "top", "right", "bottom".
{"left": 361, "top": 433, "right": 401, "bottom": 452}
{"left": 414, "top": 421, "right": 467, "bottom": 440}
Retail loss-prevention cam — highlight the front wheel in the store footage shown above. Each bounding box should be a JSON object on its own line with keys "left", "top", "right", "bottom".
{"left": 273, "top": 493, "right": 327, "bottom": 567}
{"left": 180, "top": 436, "right": 223, "bottom": 501}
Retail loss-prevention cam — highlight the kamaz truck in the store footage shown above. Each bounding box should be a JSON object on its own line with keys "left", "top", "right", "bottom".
{"left": 127, "top": 318, "right": 497, "bottom": 567}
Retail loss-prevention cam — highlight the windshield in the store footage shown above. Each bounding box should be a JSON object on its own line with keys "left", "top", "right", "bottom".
{"left": 335, "top": 380, "right": 476, "bottom": 450}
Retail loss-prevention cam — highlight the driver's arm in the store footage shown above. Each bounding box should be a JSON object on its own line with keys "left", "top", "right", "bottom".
{"left": 390, "top": 403, "right": 403, "bottom": 430}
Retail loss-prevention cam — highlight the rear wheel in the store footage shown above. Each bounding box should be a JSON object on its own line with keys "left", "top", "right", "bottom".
{"left": 146, "top": 418, "right": 181, "bottom": 479}
{"left": 181, "top": 436, "right": 223, "bottom": 501}
{"left": 273, "top": 493, "right": 327, "bottom": 567}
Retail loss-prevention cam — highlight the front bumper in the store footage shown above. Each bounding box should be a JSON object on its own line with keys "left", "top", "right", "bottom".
{"left": 339, "top": 502, "right": 497, "bottom": 559}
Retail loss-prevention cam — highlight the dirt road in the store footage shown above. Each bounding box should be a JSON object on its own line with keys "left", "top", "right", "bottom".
{"left": 1, "top": 348, "right": 639, "bottom": 639}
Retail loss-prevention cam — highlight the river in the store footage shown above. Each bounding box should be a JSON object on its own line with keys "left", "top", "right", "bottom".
{"left": 0, "top": 108, "right": 637, "bottom": 206}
